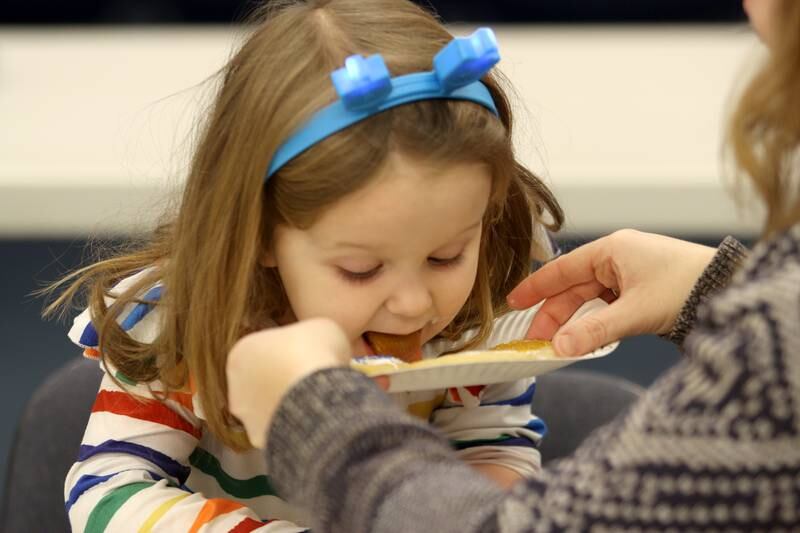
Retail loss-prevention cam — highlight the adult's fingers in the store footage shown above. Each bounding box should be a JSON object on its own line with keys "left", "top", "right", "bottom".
{"left": 551, "top": 298, "right": 634, "bottom": 356}
{"left": 599, "top": 288, "right": 618, "bottom": 304}
{"left": 525, "top": 280, "right": 611, "bottom": 340}
{"left": 507, "top": 239, "right": 607, "bottom": 309}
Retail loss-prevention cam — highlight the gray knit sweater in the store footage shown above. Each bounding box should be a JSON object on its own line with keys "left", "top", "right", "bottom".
{"left": 266, "top": 230, "right": 800, "bottom": 532}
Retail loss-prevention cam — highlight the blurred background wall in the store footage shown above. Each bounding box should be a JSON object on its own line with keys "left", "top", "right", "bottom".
{"left": 1, "top": 0, "right": 761, "bottom": 494}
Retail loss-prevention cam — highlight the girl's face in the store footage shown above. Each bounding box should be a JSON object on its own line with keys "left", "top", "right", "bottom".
{"left": 265, "top": 150, "right": 492, "bottom": 356}
{"left": 744, "top": 0, "right": 778, "bottom": 45}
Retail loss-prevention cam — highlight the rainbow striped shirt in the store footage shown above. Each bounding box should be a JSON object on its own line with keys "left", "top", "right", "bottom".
{"left": 64, "top": 269, "right": 546, "bottom": 531}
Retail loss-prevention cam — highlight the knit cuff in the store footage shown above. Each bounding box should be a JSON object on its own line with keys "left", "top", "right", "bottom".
{"left": 663, "top": 236, "right": 748, "bottom": 346}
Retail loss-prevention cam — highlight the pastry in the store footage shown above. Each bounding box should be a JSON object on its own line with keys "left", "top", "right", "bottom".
{"left": 364, "top": 330, "right": 423, "bottom": 363}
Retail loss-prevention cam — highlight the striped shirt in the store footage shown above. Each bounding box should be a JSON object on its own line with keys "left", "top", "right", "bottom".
{"left": 64, "top": 269, "right": 550, "bottom": 532}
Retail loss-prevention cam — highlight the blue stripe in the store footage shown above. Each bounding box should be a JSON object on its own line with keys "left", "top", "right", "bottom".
{"left": 65, "top": 470, "right": 165, "bottom": 512}
{"left": 454, "top": 436, "right": 538, "bottom": 450}
{"left": 79, "top": 440, "right": 190, "bottom": 485}
{"left": 65, "top": 473, "right": 114, "bottom": 512}
{"left": 482, "top": 382, "right": 536, "bottom": 407}
{"left": 119, "top": 286, "right": 163, "bottom": 331}
{"left": 77, "top": 285, "right": 162, "bottom": 348}
{"left": 79, "top": 321, "right": 99, "bottom": 347}
{"left": 525, "top": 417, "right": 548, "bottom": 437}
{"left": 454, "top": 419, "right": 547, "bottom": 451}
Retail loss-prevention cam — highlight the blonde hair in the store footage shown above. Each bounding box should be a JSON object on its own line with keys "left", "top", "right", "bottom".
{"left": 729, "top": 0, "right": 800, "bottom": 238}
{"left": 44, "top": 0, "right": 562, "bottom": 450}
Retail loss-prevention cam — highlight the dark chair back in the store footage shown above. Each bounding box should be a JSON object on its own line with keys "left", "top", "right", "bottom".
{"left": 533, "top": 369, "right": 644, "bottom": 464}
{"left": 0, "top": 358, "right": 102, "bottom": 533}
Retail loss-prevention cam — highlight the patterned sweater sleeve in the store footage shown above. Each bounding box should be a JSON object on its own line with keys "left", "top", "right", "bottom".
{"left": 265, "top": 228, "right": 800, "bottom": 532}
{"left": 267, "top": 369, "right": 508, "bottom": 533}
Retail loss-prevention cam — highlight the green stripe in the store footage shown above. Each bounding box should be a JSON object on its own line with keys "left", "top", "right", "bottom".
{"left": 189, "top": 448, "right": 277, "bottom": 499}
{"left": 114, "top": 370, "right": 137, "bottom": 386}
{"left": 85, "top": 482, "right": 152, "bottom": 533}
{"left": 450, "top": 434, "right": 514, "bottom": 450}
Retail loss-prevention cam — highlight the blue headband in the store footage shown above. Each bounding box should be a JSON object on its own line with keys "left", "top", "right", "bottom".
{"left": 265, "top": 27, "right": 500, "bottom": 179}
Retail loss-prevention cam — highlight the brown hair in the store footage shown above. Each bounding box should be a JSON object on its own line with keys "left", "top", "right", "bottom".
{"left": 729, "top": 0, "right": 800, "bottom": 238}
{"left": 44, "top": 0, "right": 562, "bottom": 450}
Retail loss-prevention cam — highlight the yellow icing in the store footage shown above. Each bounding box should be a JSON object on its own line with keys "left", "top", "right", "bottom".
{"left": 349, "top": 339, "right": 557, "bottom": 377}
{"left": 491, "top": 339, "right": 551, "bottom": 351}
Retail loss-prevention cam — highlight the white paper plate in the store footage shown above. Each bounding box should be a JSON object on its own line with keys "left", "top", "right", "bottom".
{"left": 351, "top": 341, "right": 619, "bottom": 392}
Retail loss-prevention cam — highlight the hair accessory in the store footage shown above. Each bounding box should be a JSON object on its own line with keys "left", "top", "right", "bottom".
{"left": 266, "top": 27, "right": 501, "bottom": 179}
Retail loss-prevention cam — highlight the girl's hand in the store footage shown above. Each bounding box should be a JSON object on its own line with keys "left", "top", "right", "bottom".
{"left": 226, "top": 318, "right": 352, "bottom": 448}
{"left": 507, "top": 229, "right": 717, "bottom": 356}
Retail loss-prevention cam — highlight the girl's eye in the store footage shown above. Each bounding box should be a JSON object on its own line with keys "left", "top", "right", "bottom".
{"left": 428, "top": 254, "right": 464, "bottom": 268}
{"left": 338, "top": 266, "right": 381, "bottom": 284}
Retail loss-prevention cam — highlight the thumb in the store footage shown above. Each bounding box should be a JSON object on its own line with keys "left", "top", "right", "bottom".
{"left": 552, "top": 300, "right": 630, "bottom": 356}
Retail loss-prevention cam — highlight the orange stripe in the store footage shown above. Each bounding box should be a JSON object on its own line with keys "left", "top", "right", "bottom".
{"left": 92, "top": 390, "right": 201, "bottom": 439}
{"left": 83, "top": 347, "right": 101, "bottom": 359}
{"left": 187, "top": 499, "right": 244, "bottom": 533}
{"left": 166, "top": 391, "right": 195, "bottom": 414}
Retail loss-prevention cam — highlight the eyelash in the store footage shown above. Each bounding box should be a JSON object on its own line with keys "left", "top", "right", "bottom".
{"left": 338, "top": 254, "right": 464, "bottom": 284}
{"left": 428, "top": 253, "right": 464, "bottom": 268}
{"left": 338, "top": 266, "right": 381, "bottom": 284}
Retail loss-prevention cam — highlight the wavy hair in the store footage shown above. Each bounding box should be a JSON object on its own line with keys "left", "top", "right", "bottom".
{"left": 44, "top": 0, "right": 563, "bottom": 449}
{"left": 729, "top": 0, "right": 800, "bottom": 237}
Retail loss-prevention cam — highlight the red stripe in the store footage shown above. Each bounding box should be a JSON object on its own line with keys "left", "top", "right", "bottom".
{"left": 449, "top": 387, "right": 462, "bottom": 403}
{"left": 465, "top": 385, "right": 486, "bottom": 397}
{"left": 230, "top": 517, "right": 266, "bottom": 532}
{"left": 92, "top": 390, "right": 201, "bottom": 439}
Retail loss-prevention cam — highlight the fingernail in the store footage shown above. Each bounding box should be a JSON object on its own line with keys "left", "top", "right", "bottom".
{"left": 555, "top": 333, "right": 575, "bottom": 357}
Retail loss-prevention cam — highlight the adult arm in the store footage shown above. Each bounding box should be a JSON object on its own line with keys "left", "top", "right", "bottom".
{"left": 267, "top": 278, "right": 799, "bottom": 532}
{"left": 266, "top": 368, "right": 507, "bottom": 533}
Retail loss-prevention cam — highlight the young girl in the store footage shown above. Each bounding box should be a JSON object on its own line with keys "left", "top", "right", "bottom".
{"left": 53, "top": 0, "right": 565, "bottom": 530}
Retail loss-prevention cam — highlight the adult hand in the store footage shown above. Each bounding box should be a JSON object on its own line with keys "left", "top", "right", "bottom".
{"left": 226, "top": 318, "right": 352, "bottom": 448}
{"left": 507, "top": 229, "right": 717, "bottom": 356}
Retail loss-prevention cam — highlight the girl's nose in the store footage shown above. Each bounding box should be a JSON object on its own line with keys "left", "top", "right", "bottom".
{"left": 385, "top": 277, "right": 434, "bottom": 320}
